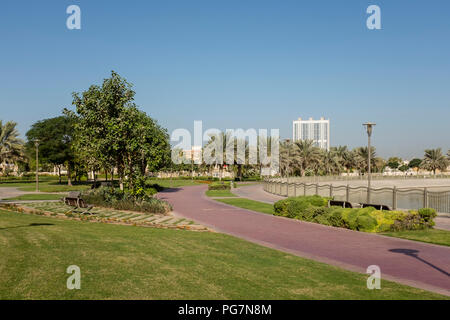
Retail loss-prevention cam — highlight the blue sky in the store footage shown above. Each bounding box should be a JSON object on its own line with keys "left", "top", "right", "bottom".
{"left": 1, "top": 0, "right": 449, "bottom": 159}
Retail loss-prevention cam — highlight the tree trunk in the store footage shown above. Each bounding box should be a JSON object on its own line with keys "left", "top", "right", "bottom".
{"left": 58, "top": 166, "right": 61, "bottom": 184}
{"left": 67, "top": 164, "right": 72, "bottom": 186}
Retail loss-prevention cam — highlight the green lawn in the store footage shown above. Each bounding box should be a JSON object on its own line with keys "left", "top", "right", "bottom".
{"left": 0, "top": 181, "right": 92, "bottom": 193}
{"left": 382, "top": 229, "right": 450, "bottom": 247}
{"left": 3, "top": 193, "right": 65, "bottom": 201}
{"left": 215, "top": 198, "right": 275, "bottom": 215}
{"left": 149, "top": 179, "right": 204, "bottom": 188}
{"left": 205, "top": 190, "right": 237, "bottom": 197}
{"left": 0, "top": 210, "right": 446, "bottom": 299}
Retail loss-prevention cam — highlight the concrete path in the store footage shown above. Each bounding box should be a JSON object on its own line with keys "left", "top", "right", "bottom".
{"left": 158, "top": 185, "right": 450, "bottom": 296}
{"left": 233, "top": 184, "right": 450, "bottom": 231}
{"left": 0, "top": 187, "right": 34, "bottom": 200}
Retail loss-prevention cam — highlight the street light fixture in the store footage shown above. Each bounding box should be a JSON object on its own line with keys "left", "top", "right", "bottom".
{"left": 362, "top": 123, "right": 376, "bottom": 203}
{"left": 34, "top": 139, "right": 40, "bottom": 192}
{"left": 286, "top": 139, "right": 291, "bottom": 184}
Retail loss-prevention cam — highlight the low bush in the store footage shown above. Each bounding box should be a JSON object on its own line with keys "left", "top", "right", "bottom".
{"left": 273, "top": 195, "right": 437, "bottom": 233}
{"left": 82, "top": 187, "right": 171, "bottom": 214}
{"left": 273, "top": 195, "right": 329, "bottom": 217}
{"left": 208, "top": 181, "right": 232, "bottom": 190}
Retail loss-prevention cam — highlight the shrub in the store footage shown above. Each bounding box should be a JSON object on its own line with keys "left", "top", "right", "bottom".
{"left": 327, "top": 208, "right": 348, "bottom": 228}
{"left": 418, "top": 208, "right": 437, "bottom": 223}
{"left": 390, "top": 213, "right": 426, "bottom": 232}
{"left": 274, "top": 195, "right": 328, "bottom": 217}
{"left": 208, "top": 181, "right": 232, "bottom": 190}
{"left": 355, "top": 214, "right": 378, "bottom": 232}
{"left": 272, "top": 195, "right": 436, "bottom": 233}
{"left": 82, "top": 187, "right": 171, "bottom": 214}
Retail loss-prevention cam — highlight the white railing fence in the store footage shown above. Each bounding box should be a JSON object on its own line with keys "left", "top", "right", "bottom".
{"left": 263, "top": 179, "right": 450, "bottom": 213}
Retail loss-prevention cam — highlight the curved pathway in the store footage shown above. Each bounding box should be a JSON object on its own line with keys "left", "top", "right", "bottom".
{"left": 0, "top": 187, "right": 34, "bottom": 200}
{"left": 158, "top": 185, "right": 450, "bottom": 296}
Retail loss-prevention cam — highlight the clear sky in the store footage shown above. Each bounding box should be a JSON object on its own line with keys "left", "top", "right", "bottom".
{"left": 1, "top": 0, "right": 449, "bottom": 159}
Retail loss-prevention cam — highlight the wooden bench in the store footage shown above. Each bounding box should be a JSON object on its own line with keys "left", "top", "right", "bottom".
{"left": 328, "top": 200, "right": 354, "bottom": 208}
{"left": 360, "top": 203, "right": 392, "bottom": 211}
{"left": 63, "top": 191, "right": 94, "bottom": 214}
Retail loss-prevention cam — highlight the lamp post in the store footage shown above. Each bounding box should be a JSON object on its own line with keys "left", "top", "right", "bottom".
{"left": 286, "top": 139, "right": 291, "bottom": 184}
{"left": 34, "top": 139, "right": 40, "bottom": 192}
{"left": 191, "top": 150, "right": 194, "bottom": 182}
{"left": 362, "top": 123, "right": 376, "bottom": 203}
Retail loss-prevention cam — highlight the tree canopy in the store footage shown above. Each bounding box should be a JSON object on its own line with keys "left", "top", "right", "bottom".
{"left": 64, "top": 71, "right": 170, "bottom": 191}
{"left": 26, "top": 116, "right": 74, "bottom": 183}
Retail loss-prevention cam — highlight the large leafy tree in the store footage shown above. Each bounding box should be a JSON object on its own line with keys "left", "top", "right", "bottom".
{"left": 26, "top": 116, "right": 75, "bottom": 184}
{"left": 65, "top": 71, "right": 170, "bottom": 191}
{"left": 420, "top": 148, "right": 448, "bottom": 175}
{"left": 387, "top": 157, "right": 402, "bottom": 170}
{"left": 0, "top": 121, "right": 24, "bottom": 174}
{"left": 409, "top": 158, "right": 422, "bottom": 170}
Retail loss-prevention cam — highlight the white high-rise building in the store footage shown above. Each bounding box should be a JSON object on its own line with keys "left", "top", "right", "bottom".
{"left": 293, "top": 117, "right": 330, "bottom": 150}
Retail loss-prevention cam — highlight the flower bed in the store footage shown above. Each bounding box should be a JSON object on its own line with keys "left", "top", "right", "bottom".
{"left": 273, "top": 195, "right": 437, "bottom": 233}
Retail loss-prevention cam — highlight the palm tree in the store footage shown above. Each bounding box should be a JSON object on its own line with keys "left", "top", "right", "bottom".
{"left": 420, "top": 148, "right": 448, "bottom": 175}
{"left": 292, "top": 140, "right": 321, "bottom": 176}
{"left": 0, "top": 121, "right": 24, "bottom": 174}
{"left": 354, "top": 146, "right": 376, "bottom": 175}
{"left": 330, "top": 146, "right": 348, "bottom": 175}
{"left": 279, "top": 140, "right": 295, "bottom": 178}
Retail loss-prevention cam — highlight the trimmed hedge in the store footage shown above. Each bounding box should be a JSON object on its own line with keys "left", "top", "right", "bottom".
{"left": 208, "top": 181, "right": 232, "bottom": 190}
{"left": 273, "top": 196, "right": 437, "bottom": 233}
{"left": 82, "top": 187, "right": 172, "bottom": 214}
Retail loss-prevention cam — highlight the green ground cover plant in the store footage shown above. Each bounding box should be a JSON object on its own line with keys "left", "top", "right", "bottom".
{"left": 382, "top": 229, "right": 450, "bottom": 246}
{"left": 0, "top": 180, "right": 92, "bottom": 192}
{"left": 3, "top": 193, "right": 64, "bottom": 201}
{"left": 215, "top": 198, "right": 275, "bottom": 215}
{"left": 0, "top": 210, "right": 446, "bottom": 299}
{"left": 205, "top": 190, "right": 237, "bottom": 197}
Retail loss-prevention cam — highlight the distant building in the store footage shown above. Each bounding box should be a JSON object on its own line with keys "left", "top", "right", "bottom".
{"left": 293, "top": 117, "right": 330, "bottom": 150}
{"left": 182, "top": 146, "right": 202, "bottom": 164}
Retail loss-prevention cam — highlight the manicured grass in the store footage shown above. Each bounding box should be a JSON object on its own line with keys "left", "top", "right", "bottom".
{"left": 382, "top": 229, "right": 450, "bottom": 247}
{"left": 215, "top": 198, "right": 275, "bottom": 215}
{"left": 0, "top": 210, "right": 446, "bottom": 299}
{"left": 0, "top": 181, "right": 92, "bottom": 193}
{"left": 0, "top": 179, "right": 203, "bottom": 192}
{"left": 3, "top": 193, "right": 65, "bottom": 201}
{"left": 149, "top": 179, "right": 204, "bottom": 188}
{"left": 205, "top": 190, "right": 237, "bottom": 197}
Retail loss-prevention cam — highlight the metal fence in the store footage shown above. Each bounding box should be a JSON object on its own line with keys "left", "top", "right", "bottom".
{"left": 263, "top": 179, "right": 450, "bottom": 213}
{"left": 273, "top": 174, "right": 450, "bottom": 184}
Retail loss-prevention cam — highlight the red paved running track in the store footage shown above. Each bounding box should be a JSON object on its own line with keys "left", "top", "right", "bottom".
{"left": 158, "top": 185, "right": 450, "bottom": 295}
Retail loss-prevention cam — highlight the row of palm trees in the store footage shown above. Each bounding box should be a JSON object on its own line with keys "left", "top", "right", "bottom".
{"left": 279, "top": 140, "right": 450, "bottom": 177}
{"left": 1, "top": 120, "right": 449, "bottom": 178}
